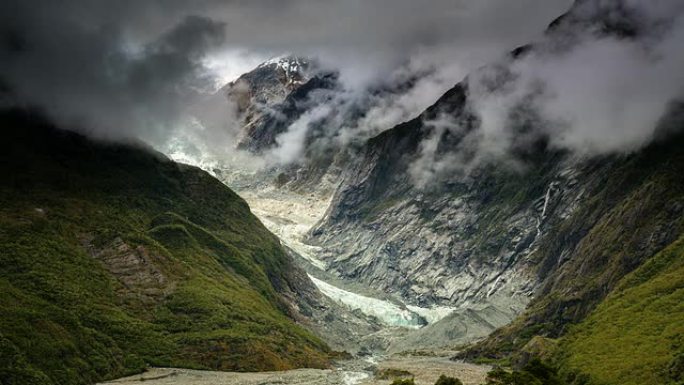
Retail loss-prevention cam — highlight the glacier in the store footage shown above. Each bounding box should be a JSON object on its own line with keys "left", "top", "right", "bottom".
{"left": 309, "top": 274, "right": 455, "bottom": 328}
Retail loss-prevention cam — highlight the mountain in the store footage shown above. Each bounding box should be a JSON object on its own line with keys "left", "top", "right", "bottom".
{"left": 4, "top": 1, "right": 682, "bottom": 385}
{"left": 204, "top": 0, "right": 684, "bottom": 382}
{"left": 302, "top": 0, "right": 684, "bottom": 382}
{"left": 554, "top": 234, "right": 684, "bottom": 384}
{"left": 220, "top": 56, "right": 325, "bottom": 152}
{"left": 0, "top": 109, "right": 331, "bottom": 385}
{"left": 215, "top": 54, "right": 438, "bottom": 193}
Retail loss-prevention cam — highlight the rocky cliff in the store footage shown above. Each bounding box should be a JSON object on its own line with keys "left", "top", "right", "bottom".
{"left": 195, "top": 0, "right": 683, "bottom": 379}
{"left": 217, "top": 55, "right": 439, "bottom": 193}
{"left": 307, "top": 0, "right": 684, "bottom": 353}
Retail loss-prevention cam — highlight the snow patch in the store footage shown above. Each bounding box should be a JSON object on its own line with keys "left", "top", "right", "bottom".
{"left": 310, "top": 275, "right": 457, "bottom": 327}
{"left": 259, "top": 55, "right": 308, "bottom": 79}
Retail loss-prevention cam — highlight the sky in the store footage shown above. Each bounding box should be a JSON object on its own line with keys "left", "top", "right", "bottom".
{"left": 2, "top": 0, "right": 683, "bottom": 178}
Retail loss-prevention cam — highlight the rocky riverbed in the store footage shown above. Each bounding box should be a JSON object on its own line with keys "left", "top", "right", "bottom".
{"left": 99, "top": 355, "right": 490, "bottom": 385}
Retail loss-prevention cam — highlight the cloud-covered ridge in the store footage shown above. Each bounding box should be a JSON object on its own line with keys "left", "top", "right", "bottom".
{"left": 408, "top": 0, "right": 684, "bottom": 186}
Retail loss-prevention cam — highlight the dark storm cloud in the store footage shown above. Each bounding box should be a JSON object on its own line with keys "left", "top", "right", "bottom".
{"left": 3, "top": 0, "right": 682, "bottom": 174}
{"left": 0, "top": 0, "right": 225, "bottom": 142}
{"left": 203, "top": 0, "right": 572, "bottom": 166}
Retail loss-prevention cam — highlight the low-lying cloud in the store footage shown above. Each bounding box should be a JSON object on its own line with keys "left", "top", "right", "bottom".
{"left": 408, "top": 0, "right": 684, "bottom": 187}
{"left": 1, "top": 1, "right": 226, "bottom": 144}
{"left": 472, "top": 9, "right": 684, "bottom": 155}
{"left": 5, "top": 0, "right": 682, "bottom": 187}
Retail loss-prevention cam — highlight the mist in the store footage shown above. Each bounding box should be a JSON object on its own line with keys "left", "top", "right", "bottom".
{"left": 3, "top": 0, "right": 682, "bottom": 184}
{"left": 407, "top": 0, "right": 684, "bottom": 187}
{"left": 471, "top": 0, "right": 684, "bottom": 155}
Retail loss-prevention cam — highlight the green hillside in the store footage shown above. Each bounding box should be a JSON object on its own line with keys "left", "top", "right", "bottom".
{"left": 556, "top": 235, "right": 684, "bottom": 385}
{"left": 0, "top": 111, "right": 330, "bottom": 385}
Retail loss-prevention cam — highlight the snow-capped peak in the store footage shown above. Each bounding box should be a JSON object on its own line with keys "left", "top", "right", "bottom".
{"left": 259, "top": 55, "right": 309, "bottom": 78}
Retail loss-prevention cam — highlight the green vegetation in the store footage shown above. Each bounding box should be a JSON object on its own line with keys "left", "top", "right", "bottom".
{"left": 0, "top": 111, "right": 330, "bottom": 385}
{"left": 376, "top": 368, "right": 414, "bottom": 380}
{"left": 396, "top": 349, "right": 439, "bottom": 357}
{"left": 556, "top": 235, "right": 684, "bottom": 385}
{"left": 464, "top": 140, "right": 684, "bottom": 383}
{"left": 381, "top": 371, "right": 464, "bottom": 385}
{"left": 472, "top": 356, "right": 512, "bottom": 367}
{"left": 434, "top": 374, "right": 463, "bottom": 385}
{"left": 461, "top": 131, "right": 684, "bottom": 365}
{"left": 485, "top": 359, "right": 563, "bottom": 385}
{"left": 360, "top": 196, "right": 404, "bottom": 222}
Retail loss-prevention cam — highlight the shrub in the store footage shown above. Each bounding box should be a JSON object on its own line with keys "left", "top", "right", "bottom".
{"left": 435, "top": 374, "right": 464, "bottom": 385}
{"left": 485, "top": 359, "right": 563, "bottom": 385}
{"left": 377, "top": 368, "right": 414, "bottom": 380}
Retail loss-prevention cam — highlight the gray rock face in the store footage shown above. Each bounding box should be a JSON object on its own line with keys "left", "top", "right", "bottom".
{"left": 311, "top": 91, "right": 684, "bottom": 351}
{"left": 308, "top": 123, "right": 584, "bottom": 333}
{"left": 305, "top": 0, "right": 684, "bottom": 346}
{"left": 219, "top": 56, "right": 324, "bottom": 151}
{"left": 215, "top": 0, "right": 684, "bottom": 352}
{"left": 82, "top": 235, "right": 174, "bottom": 304}
{"left": 226, "top": 56, "right": 312, "bottom": 109}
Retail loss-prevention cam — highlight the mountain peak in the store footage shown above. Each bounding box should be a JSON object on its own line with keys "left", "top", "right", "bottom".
{"left": 258, "top": 55, "right": 311, "bottom": 79}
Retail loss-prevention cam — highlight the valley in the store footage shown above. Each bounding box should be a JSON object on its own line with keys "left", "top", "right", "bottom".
{"left": 236, "top": 182, "right": 459, "bottom": 333}
{"left": 3, "top": 1, "right": 684, "bottom": 384}
{"left": 160, "top": 174, "right": 496, "bottom": 384}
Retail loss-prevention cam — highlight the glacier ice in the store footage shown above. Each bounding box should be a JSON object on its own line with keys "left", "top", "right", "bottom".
{"left": 309, "top": 274, "right": 455, "bottom": 328}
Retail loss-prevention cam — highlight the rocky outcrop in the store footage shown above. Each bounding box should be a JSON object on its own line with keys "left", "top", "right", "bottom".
{"left": 309, "top": 115, "right": 586, "bottom": 338}
{"left": 242, "top": 74, "right": 339, "bottom": 153}
{"left": 218, "top": 56, "right": 440, "bottom": 194}
{"left": 82, "top": 235, "right": 174, "bottom": 304}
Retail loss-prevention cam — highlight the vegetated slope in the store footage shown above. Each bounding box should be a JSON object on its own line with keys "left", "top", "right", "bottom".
{"left": 0, "top": 110, "right": 329, "bottom": 385}
{"left": 554, "top": 235, "right": 684, "bottom": 385}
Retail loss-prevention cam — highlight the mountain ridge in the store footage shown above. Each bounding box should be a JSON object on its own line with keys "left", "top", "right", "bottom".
{"left": 206, "top": 0, "right": 684, "bottom": 379}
